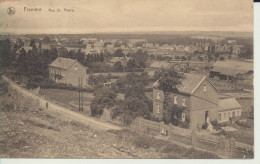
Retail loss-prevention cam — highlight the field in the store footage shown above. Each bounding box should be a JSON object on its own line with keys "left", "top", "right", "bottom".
{"left": 39, "top": 88, "right": 94, "bottom": 115}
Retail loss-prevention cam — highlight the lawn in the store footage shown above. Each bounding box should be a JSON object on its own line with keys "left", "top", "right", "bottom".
{"left": 39, "top": 88, "right": 94, "bottom": 114}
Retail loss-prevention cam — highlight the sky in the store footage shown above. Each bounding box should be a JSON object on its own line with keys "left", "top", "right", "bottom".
{"left": 0, "top": 0, "right": 254, "bottom": 34}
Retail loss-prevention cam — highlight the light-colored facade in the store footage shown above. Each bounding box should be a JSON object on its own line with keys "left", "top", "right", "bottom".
{"left": 49, "top": 57, "right": 89, "bottom": 88}
{"left": 153, "top": 74, "right": 242, "bottom": 130}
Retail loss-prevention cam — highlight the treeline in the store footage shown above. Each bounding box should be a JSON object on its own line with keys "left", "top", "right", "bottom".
{"left": 0, "top": 39, "right": 59, "bottom": 89}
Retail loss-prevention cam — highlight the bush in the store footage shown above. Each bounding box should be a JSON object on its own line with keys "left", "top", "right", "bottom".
{"left": 202, "top": 123, "right": 208, "bottom": 129}
{"left": 179, "top": 117, "right": 190, "bottom": 129}
{"left": 211, "top": 120, "right": 221, "bottom": 130}
{"left": 219, "top": 56, "right": 225, "bottom": 61}
{"left": 235, "top": 120, "right": 253, "bottom": 128}
{"left": 150, "top": 114, "right": 161, "bottom": 122}
{"left": 133, "top": 134, "right": 153, "bottom": 149}
{"left": 38, "top": 79, "right": 93, "bottom": 92}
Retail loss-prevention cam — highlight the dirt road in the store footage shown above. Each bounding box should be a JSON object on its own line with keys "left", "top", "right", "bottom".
{"left": 2, "top": 76, "right": 122, "bottom": 131}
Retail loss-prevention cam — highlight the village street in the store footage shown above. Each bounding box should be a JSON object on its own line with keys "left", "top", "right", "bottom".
{"left": 2, "top": 75, "right": 122, "bottom": 131}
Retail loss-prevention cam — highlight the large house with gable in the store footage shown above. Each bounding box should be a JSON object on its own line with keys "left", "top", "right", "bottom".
{"left": 153, "top": 73, "right": 242, "bottom": 130}
{"left": 49, "top": 57, "right": 89, "bottom": 88}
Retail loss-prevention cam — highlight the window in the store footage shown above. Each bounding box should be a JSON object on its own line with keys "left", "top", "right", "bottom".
{"left": 174, "top": 96, "right": 177, "bottom": 104}
{"left": 156, "top": 105, "right": 160, "bottom": 114}
{"left": 228, "top": 112, "right": 230, "bottom": 118}
{"left": 156, "top": 92, "right": 160, "bottom": 100}
{"left": 224, "top": 113, "right": 226, "bottom": 118}
{"left": 237, "top": 111, "right": 240, "bottom": 116}
{"left": 203, "top": 85, "right": 207, "bottom": 91}
{"left": 182, "top": 98, "right": 186, "bottom": 106}
{"left": 182, "top": 113, "right": 186, "bottom": 122}
{"left": 218, "top": 114, "right": 222, "bottom": 121}
{"left": 75, "top": 66, "right": 78, "bottom": 70}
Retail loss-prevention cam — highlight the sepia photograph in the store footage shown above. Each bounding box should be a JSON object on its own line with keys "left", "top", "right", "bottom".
{"left": 0, "top": 0, "right": 255, "bottom": 160}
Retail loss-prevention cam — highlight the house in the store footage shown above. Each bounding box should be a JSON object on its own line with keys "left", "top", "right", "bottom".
{"left": 210, "top": 61, "right": 253, "bottom": 80}
{"left": 146, "top": 61, "right": 170, "bottom": 76}
{"left": 108, "top": 57, "right": 129, "bottom": 67}
{"left": 49, "top": 57, "right": 89, "bottom": 88}
{"left": 152, "top": 73, "right": 242, "bottom": 130}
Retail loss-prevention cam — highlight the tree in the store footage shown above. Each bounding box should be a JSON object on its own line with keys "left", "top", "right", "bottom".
{"left": 122, "top": 72, "right": 151, "bottom": 124}
{"left": 38, "top": 40, "right": 42, "bottom": 51}
{"left": 239, "top": 44, "right": 253, "bottom": 59}
{"left": 99, "top": 53, "right": 104, "bottom": 62}
{"left": 126, "top": 59, "right": 137, "bottom": 69}
{"left": 164, "top": 104, "right": 187, "bottom": 125}
{"left": 114, "top": 49, "right": 124, "bottom": 57}
{"left": 42, "top": 36, "right": 51, "bottom": 44}
{"left": 230, "top": 46, "right": 233, "bottom": 54}
{"left": 154, "top": 67, "right": 184, "bottom": 123}
{"left": 30, "top": 39, "right": 36, "bottom": 48}
{"left": 228, "top": 54, "right": 232, "bottom": 61}
{"left": 132, "top": 49, "right": 148, "bottom": 68}
{"left": 90, "top": 88, "right": 117, "bottom": 117}
{"left": 114, "top": 61, "right": 123, "bottom": 71}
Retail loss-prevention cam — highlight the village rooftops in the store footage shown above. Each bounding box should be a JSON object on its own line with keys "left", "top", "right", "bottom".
{"left": 218, "top": 97, "right": 242, "bottom": 112}
{"left": 49, "top": 57, "right": 79, "bottom": 70}
{"left": 212, "top": 61, "right": 253, "bottom": 76}
{"left": 153, "top": 73, "right": 217, "bottom": 95}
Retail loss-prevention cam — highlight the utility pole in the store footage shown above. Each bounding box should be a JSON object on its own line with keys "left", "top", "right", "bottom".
{"left": 78, "top": 77, "right": 83, "bottom": 112}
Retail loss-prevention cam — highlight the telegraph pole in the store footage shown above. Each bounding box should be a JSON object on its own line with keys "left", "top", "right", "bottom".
{"left": 78, "top": 77, "right": 83, "bottom": 112}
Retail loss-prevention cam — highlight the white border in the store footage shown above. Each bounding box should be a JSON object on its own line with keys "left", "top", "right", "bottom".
{"left": 1, "top": 2, "right": 260, "bottom": 164}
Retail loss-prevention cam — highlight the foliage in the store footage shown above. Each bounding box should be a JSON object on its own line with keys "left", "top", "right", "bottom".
{"left": 235, "top": 120, "right": 253, "bottom": 129}
{"left": 113, "top": 72, "right": 152, "bottom": 125}
{"left": 202, "top": 123, "right": 209, "bottom": 129}
{"left": 154, "top": 67, "right": 184, "bottom": 93}
{"left": 154, "top": 67, "right": 184, "bottom": 123}
{"left": 197, "top": 56, "right": 203, "bottom": 62}
{"left": 210, "top": 120, "right": 221, "bottom": 130}
{"left": 54, "top": 74, "right": 63, "bottom": 80}
{"left": 90, "top": 88, "right": 117, "bottom": 117}
{"left": 133, "top": 134, "right": 153, "bottom": 149}
{"left": 238, "top": 43, "right": 253, "bottom": 59}
{"left": 163, "top": 104, "right": 186, "bottom": 126}
{"left": 179, "top": 116, "right": 190, "bottom": 129}
{"left": 219, "top": 56, "right": 225, "bottom": 61}
{"left": 114, "top": 61, "right": 123, "bottom": 71}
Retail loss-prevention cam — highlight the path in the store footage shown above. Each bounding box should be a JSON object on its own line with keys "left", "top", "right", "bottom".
{"left": 2, "top": 76, "right": 122, "bottom": 131}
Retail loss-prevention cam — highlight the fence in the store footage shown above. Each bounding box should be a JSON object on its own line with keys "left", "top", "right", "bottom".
{"left": 130, "top": 117, "right": 253, "bottom": 153}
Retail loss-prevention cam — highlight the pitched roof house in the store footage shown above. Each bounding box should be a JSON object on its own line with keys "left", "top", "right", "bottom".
{"left": 146, "top": 61, "right": 171, "bottom": 76}
{"left": 49, "top": 57, "right": 89, "bottom": 88}
{"left": 153, "top": 73, "right": 242, "bottom": 130}
{"left": 210, "top": 61, "right": 253, "bottom": 79}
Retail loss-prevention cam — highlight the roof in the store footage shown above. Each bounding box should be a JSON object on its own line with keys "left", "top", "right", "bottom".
{"left": 212, "top": 61, "right": 253, "bottom": 76}
{"left": 218, "top": 98, "right": 242, "bottom": 112}
{"left": 153, "top": 73, "right": 209, "bottom": 95}
{"left": 177, "top": 74, "right": 206, "bottom": 94}
{"left": 150, "top": 61, "right": 170, "bottom": 69}
{"left": 49, "top": 57, "right": 77, "bottom": 70}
